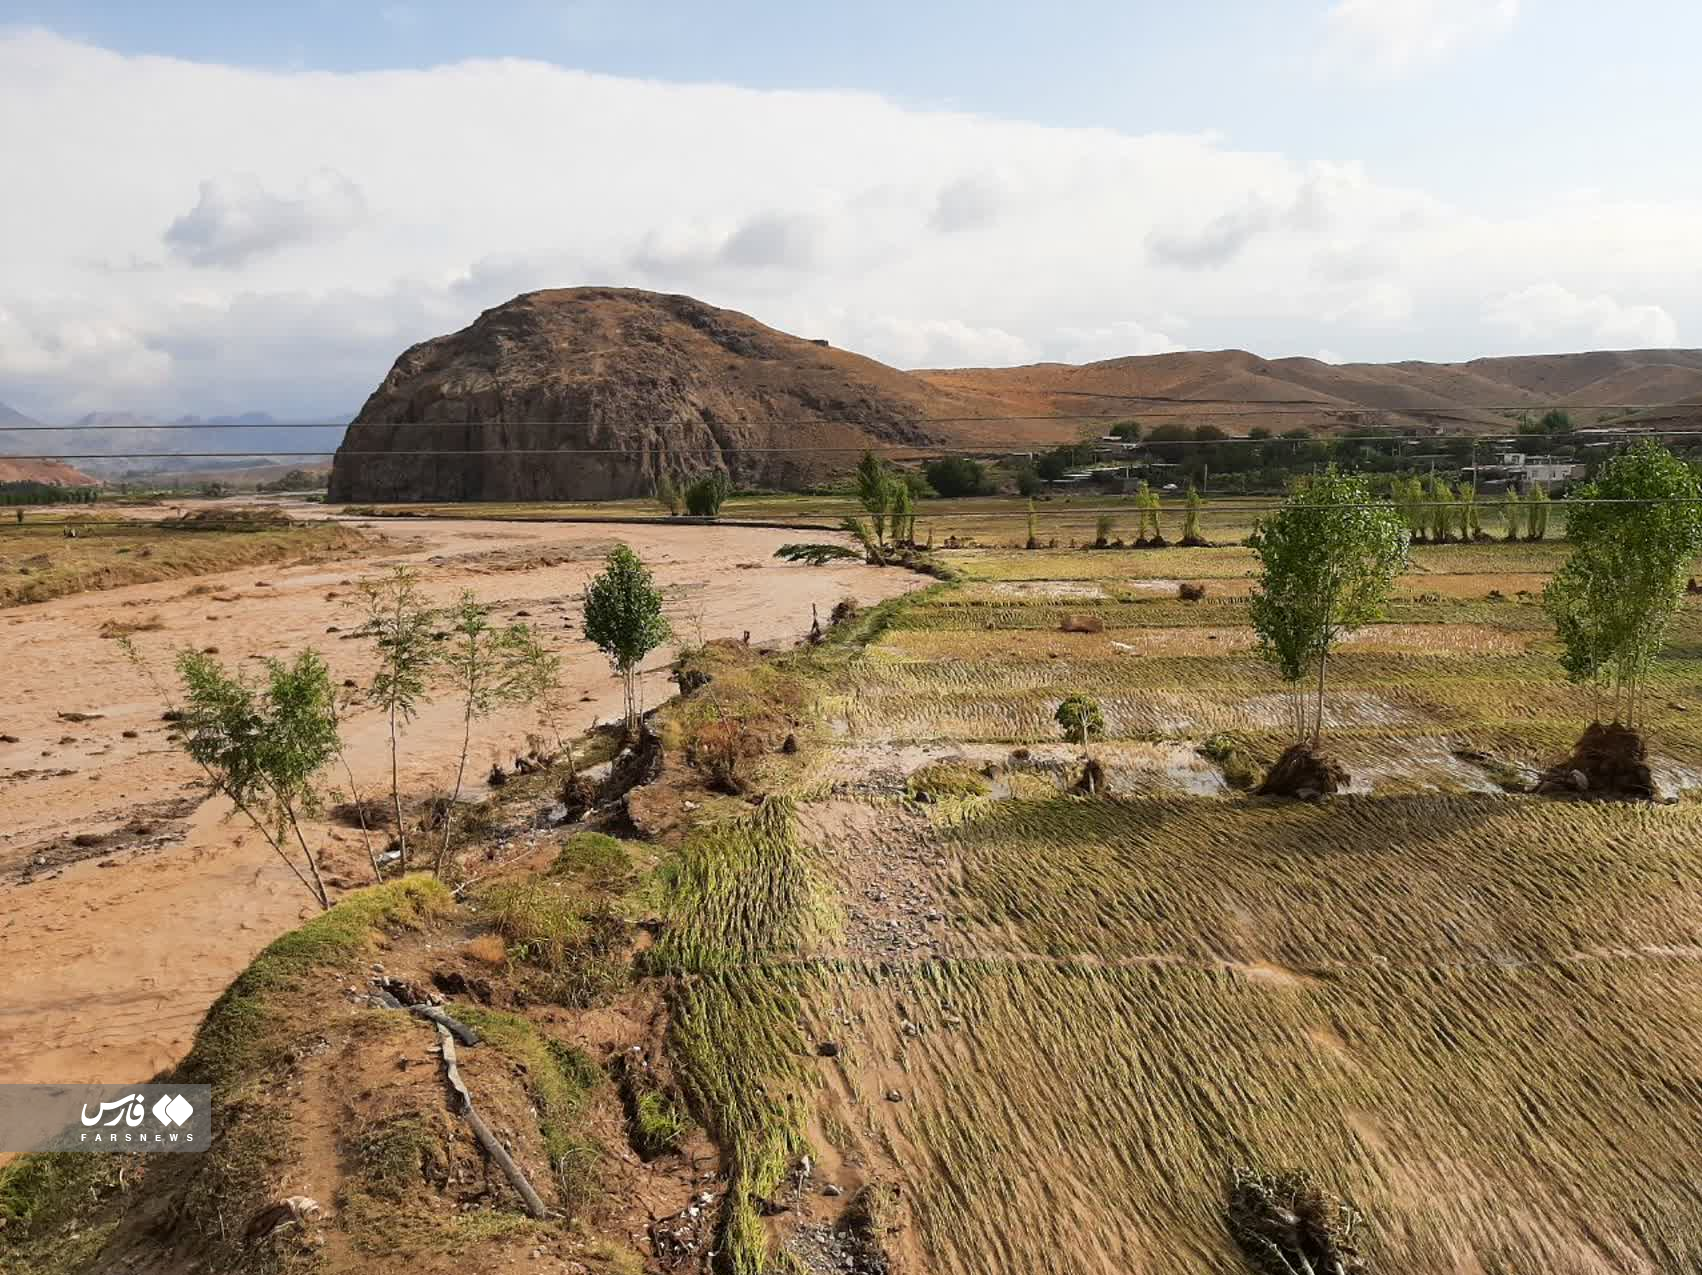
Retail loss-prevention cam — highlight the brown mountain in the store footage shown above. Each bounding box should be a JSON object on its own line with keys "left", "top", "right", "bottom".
{"left": 329, "top": 288, "right": 1012, "bottom": 503}
{"left": 328, "top": 289, "right": 1702, "bottom": 502}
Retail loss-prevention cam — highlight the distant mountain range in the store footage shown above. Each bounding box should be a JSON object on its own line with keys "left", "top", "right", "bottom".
{"left": 0, "top": 404, "right": 349, "bottom": 478}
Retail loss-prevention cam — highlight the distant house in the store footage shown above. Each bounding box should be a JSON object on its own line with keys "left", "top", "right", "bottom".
{"left": 1484, "top": 452, "right": 1585, "bottom": 489}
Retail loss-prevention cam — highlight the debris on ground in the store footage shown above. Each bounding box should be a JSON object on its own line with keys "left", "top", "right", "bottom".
{"left": 1537, "top": 720, "right": 1655, "bottom": 799}
{"left": 1256, "top": 742, "right": 1349, "bottom": 800}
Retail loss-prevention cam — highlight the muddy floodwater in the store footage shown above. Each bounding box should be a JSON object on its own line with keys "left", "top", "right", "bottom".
{"left": 0, "top": 511, "right": 924, "bottom": 1088}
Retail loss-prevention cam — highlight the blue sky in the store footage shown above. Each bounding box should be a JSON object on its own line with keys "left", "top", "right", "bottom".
{"left": 1, "top": 1, "right": 1699, "bottom": 417}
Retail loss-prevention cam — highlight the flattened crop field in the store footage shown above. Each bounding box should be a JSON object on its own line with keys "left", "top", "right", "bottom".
{"left": 664, "top": 533, "right": 1702, "bottom": 1274}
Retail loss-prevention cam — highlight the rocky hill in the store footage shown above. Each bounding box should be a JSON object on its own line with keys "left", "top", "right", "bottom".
{"left": 329, "top": 288, "right": 1011, "bottom": 503}
{"left": 329, "top": 289, "right": 1702, "bottom": 502}
{"left": 0, "top": 401, "right": 97, "bottom": 485}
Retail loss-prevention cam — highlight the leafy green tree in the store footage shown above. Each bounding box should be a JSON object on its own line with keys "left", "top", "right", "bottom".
{"left": 175, "top": 649, "right": 341, "bottom": 909}
{"left": 1108, "top": 421, "right": 1142, "bottom": 441}
{"left": 1182, "top": 482, "right": 1205, "bottom": 543}
{"left": 1249, "top": 469, "right": 1410, "bottom": 743}
{"left": 1458, "top": 481, "right": 1481, "bottom": 540}
{"left": 1426, "top": 476, "right": 1454, "bottom": 544}
{"left": 435, "top": 593, "right": 560, "bottom": 874}
{"left": 887, "top": 477, "right": 915, "bottom": 545}
{"left": 1501, "top": 489, "right": 1525, "bottom": 541}
{"left": 684, "top": 472, "right": 730, "bottom": 517}
{"left": 357, "top": 566, "right": 436, "bottom": 872}
{"left": 1055, "top": 693, "right": 1105, "bottom": 750}
{"left": 1542, "top": 441, "right": 1702, "bottom": 728}
{"left": 1134, "top": 481, "right": 1163, "bottom": 543}
{"left": 1525, "top": 485, "right": 1550, "bottom": 540}
{"left": 584, "top": 545, "right": 672, "bottom": 736}
{"left": 655, "top": 472, "right": 683, "bottom": 516}
{"left": 1015, "top": 463, "right": 1043, "bottom": 498}
{"left": 1540, "top": 408, "right": 1573, "bottom": 435}
{"left": 854, "top": 451, "right": 891, "bottom": 544}
{"left": 922, "top": 456, "right": 989, "bottom": 497}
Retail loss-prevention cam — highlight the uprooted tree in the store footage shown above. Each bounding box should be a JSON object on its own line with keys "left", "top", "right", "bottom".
{"left": 1541, "top": 441, "right": 1702, "bottom": 794}
{"left": 1249, "top": 469, "right": 1408, "bottom": 785}
{"left": 584, "top": 544, "right": 672, "bottom": 737}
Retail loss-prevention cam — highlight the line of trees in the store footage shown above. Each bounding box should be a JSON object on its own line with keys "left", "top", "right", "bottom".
{"left": 129, "top": 545, "right": 673, "bottom": 907}
{"left": 0, "top": 481, "right": 98, "bottom": 506}
{"left": 1250, "top": 442, "right": 1702, "bottom": 754}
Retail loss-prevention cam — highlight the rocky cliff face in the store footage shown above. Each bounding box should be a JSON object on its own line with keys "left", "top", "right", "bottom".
{"left": 329, "top": 288, "right": 984, "bottom": 503}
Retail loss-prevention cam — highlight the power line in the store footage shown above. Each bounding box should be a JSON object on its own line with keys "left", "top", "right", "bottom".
{"left": 0, "top": 404, "right": 1686, "bottom": 432}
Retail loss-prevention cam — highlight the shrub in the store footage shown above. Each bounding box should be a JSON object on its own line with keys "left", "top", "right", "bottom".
{"left": 688, "top": 715, "right": 764, "bottom": 793}
{"left": 684, "top": 472, "right": 730, "bottom": 517}
{"left": 1178, "top": 581, "right": 1206, "bottom": 602}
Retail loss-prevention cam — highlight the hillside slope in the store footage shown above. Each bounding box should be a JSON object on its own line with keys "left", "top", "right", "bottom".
{"left": 328, "top": 288, "right": 1702, "bottom": 502}
{"left": 0, "top": 401, "right": 97, "bottom": 485}
{"left": 329, "top": 288, "right": 1014, "bottom": 503}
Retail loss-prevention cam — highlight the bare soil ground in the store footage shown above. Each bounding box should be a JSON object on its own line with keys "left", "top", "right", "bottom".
{"left": 0, "top": 509, "right": 925, "bottom": 1088}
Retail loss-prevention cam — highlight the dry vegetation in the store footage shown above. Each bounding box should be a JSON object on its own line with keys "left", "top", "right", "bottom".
{"left": 10, "top": 526, "right": 1702, "bottom": 1274}
{"left": 0, "top": 516, "right": 368, "bottom": 606}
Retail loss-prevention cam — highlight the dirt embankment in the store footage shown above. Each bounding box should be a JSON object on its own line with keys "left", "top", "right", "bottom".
{"left": 0, "top": 512, "right": 926, "bottom": 1088}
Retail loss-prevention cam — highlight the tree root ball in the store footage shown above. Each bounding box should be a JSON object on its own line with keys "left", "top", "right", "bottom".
{"left": 1538, "top": 721, "right": 1655, "bottom": 799}
{"left": 1256, "top": 742, "right": 1349, "bottom": 800}
{"left": 1072, "top": 758, "right": 1107, "bottom": 795}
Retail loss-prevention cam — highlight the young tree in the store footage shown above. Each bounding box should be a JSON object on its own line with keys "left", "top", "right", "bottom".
{"left": 1182, "top": 482, "right": 1205, "bottom": 544}
{"left": 1395, "top": 477, "right": 1427, "bottom": 543}
{"left": 655, "top": 472, "right": 683, "bottom": 517}
{"left": 584, "top": 545, "right": 672, "bottom": 736}
{"left": 175, "top": 649, "right": 341, "bottom": 909}
{"left": 1026, "top": 498, "right": 1040, "bottom": 550}
{"left": 1249, "top": 469, "right": 1410, "bottom": 743}
{"left": 887, "top": 477, "right": 915, "bottom": 546}
{"left": 855, "top": 451, "right": 891, "bottom": 545}
{"left": 435, "top": 593, "right": 560, "bottom": 874}
{"left": 1525, "top": 485, "right": 1550, "bottom": 540}
{"left": 357, "top": 566, "right": 436, "bottom": 872}
{"left": 1427, "top": 476, "right": 1454, "bottom": 544}
{"left": 1055, "top": 694, "right": 1105, "bottom": 751}
{"left": 1542, "top": 441, "right": 1702, "bottom": 729}
{"left": 1501, "top": 488, "right": 1525, "bottom": 542}
{"left": 1458, "top": 482, "right": 1481, "bottom": 541}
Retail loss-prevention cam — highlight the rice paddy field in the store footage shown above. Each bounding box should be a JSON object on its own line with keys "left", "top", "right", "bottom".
{"left": 659, "top": 533, "right": 1702, "bottom": 1274}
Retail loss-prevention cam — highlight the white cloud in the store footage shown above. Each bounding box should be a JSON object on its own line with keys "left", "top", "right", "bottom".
{"left": 1322, "top": 0, "right": 1520, "bottom": 74}
{"left": 1055, "top": 321, "right": 1187, "bottom": 365}
{"left": 1484, "top": 283, "right": 1680, "bottom": 350}
{"left": 833, "top": 317, "right": 1038, "bottom": 369}
{"left": 163, "top": 170, "right": 367, "bottom": 268}
{"left": 0, "top": 28, "right": 1696, "bottom": 419}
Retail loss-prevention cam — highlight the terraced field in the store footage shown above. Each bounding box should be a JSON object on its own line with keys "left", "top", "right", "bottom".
{"left": 668, "top": 537, "right": 1702, "bottom": 1274}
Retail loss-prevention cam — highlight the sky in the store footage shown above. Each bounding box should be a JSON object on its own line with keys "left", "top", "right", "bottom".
{"left": 1, "top": 0, "right": 1699, "bottom": 420}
